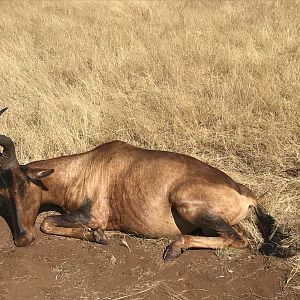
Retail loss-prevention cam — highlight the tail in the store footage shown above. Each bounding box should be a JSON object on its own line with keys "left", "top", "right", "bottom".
{"left": 238, "top": 183, "right": 295, "bottom": 257}
{"left": 254, "top": 205, "right": 294, "bottom": 258}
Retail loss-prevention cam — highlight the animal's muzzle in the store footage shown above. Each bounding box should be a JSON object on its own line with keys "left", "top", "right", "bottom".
{"left": 14, "top": 230, "right": 35, "bottom": 247}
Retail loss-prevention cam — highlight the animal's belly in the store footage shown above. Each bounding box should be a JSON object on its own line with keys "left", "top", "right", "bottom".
{"left": 122, "top": 218, "right": 180, "bottom": 237}
{"left": 120, "top": 206, "right": 197, "bottom": 238}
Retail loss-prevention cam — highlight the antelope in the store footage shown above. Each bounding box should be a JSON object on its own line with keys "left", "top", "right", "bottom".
{"left": 0, "top": 108, "right": 291, "bottom": 260}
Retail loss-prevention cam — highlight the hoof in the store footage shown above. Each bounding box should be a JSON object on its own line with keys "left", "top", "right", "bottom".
{"left": 93, "top": 230, "right": 109, "bottom": 245}
{"left": 163, "top": 243, "right": 182, "bottom": 261}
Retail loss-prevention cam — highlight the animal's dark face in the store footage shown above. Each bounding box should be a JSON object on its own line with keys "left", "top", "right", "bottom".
{"left": 0, "top": 164, "right": 54, "bottom": 246}
{"left": 0, "top": 166, "right": 38, "bottom": 246}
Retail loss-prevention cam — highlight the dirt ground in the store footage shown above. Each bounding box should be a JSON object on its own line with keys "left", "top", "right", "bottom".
{"left": 0, "top": 212, "right": 298, "bottom": 300}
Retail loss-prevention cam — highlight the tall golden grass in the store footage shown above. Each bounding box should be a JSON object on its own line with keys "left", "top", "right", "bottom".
{"left": 0, "top": 1, "right": 299, "bottom": 251}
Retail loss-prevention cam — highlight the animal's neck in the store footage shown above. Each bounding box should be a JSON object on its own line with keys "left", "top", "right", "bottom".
{"left": 28, "top": 152, "right": 92, "bottom": 209}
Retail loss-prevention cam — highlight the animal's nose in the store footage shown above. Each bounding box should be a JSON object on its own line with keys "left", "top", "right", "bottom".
{"left": 14, "top": 231, "right": 35, "bottom": 247}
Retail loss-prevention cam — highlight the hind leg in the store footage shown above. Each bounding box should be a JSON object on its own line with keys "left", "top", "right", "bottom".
{"left": 164, "top": 212, "right": 248, "bottom": 260}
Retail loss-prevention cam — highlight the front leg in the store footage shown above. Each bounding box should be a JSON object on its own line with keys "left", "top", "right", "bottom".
{"left": 40, "top": 205, "right": 109, "bottom": 244}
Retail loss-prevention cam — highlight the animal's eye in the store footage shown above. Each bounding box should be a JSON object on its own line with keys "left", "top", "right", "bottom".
{"left": 17, "top": 181, "right": 26, "bottom": 194}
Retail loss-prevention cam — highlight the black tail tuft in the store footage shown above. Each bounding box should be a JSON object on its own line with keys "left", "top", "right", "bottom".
{"left": 254, "top": 206, "right": 295, "bottom": 258}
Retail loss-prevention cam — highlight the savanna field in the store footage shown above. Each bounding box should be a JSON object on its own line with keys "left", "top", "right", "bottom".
{"left": 0, "top": 1, "right": 299, "bottom": 299}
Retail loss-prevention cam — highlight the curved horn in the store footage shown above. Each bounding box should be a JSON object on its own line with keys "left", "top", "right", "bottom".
{"left": 0, "top": 135, "right": 18, "bottom": 170}
{"left": 0, "top": 107, "right": 8, "bottom": 116}
{"left": 0, "top": 109, "right": 18, "bottom": 170}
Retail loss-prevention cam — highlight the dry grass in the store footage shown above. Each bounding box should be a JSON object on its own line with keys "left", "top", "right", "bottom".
{"left": 0, "top": 0, "right": 299, "bottom": 257}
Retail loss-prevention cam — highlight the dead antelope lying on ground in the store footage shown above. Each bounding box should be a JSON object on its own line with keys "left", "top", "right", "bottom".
{"left": 0, "top": 108, "right": 292, "bottom": 260}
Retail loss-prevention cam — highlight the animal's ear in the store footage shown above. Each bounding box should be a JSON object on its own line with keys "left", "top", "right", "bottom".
{"left": 25, "top": 167, "right": 54, "bottom": 180}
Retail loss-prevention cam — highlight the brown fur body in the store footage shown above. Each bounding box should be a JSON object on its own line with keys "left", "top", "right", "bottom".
{"left": 32, "top": 141, "right": 257, "bottom": 234}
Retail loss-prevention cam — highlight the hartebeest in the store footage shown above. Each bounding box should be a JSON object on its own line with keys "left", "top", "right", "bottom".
{"left": 0, "top": 108, "right": 292, "bottom": 259}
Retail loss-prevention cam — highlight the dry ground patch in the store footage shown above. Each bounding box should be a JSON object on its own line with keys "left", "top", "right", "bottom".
{"left": 0, "top": 0, "right": 299, "bottom": 299}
